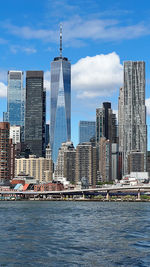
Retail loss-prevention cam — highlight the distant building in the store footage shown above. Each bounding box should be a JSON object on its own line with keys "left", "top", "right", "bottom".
{"left": 46, "top": 124, "right": 50, "bottom": 147}
{"left": 54, "top": 141, "right": 74, "bottom": 179}
{"left": 25, "top": 71, "right": 46, "bottom": 157}
{"left": 99, "top": 137, "right": 112, "bottom": 182}
{"left": 64, "top": 144, "right": 76, "bottom": 184}
{"left": 3, "top": 71, "right": 25, "bottom": 141}
{"left": 50, "top": 26, "right": 71, "bottom": 163}
{"left": 96, "top": 102, "right": 117, "bottom": 144}
{"left": 0, "top": 122, "right": 10, "bottom": 183}
{"left": 122, "top": 61, "right": 147, "bottom": 174}
{"left": 75, "top": 142, "right": 97, "bottom": 186}
{"left": 128, "top": 151, "right": 144, "bottom": 173}
{"left": 15, "top": 155, "right": 53, "bottom": 182}
{"left": 111, "top": 143, "right": 119, "bottom": 180}
{"left": 118, "top": 87, "right": 124, "bottom": 152}
{"left": 10, "top": 125, "right": 21, "bottom": 144}
{"left": 79, "top": 121, "right": 95, "bottom": 143}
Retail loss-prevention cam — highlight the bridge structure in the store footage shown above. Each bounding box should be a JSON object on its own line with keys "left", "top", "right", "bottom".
{"left": 0, "top": 185, "right": 150, "bottom": 200}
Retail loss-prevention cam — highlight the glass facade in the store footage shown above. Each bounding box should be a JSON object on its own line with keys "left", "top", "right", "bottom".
{"left": 3, "top": 71, "right": 25, "bottom": 141}
{"left": 25, "top": 71, "right": 46, "bottom": 157}
{"left": 50, "top": 57, "right": 71, "bottom": 163}
{"left": 79, "top": 121, "right": 95, "bottom": 143}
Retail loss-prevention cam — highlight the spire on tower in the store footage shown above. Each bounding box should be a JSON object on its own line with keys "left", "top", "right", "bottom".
{"left": 60, "top": 23, "right": 62, "bottom": 58}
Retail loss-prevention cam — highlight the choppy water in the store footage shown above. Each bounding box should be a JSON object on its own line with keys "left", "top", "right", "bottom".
{"left": 0, "top": 201, "right": 150, "bottom": 266}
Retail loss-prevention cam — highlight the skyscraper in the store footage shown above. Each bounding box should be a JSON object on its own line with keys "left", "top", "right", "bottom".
{"left": 50, "top": 25, "right": 71, "bottom": 163}
{"left": 25, "top": 71, "right": 46, "bottom": 157}
{"left": 122, "top": 61, "right": 147, "bottom": 174}
{"left": 3, "top": 71, "right": 25, "bottom": 141}
{"left": 96, "top": 102, "right": 117, "bottom": 144}
{"left": 79, "top": 121, "right": 95, "bottom": 143}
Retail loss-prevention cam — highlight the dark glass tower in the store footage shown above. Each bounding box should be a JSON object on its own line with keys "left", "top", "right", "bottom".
{"left": 25, "top": 71, "right": 46, "bottom": 157}
{"left": 50, "top": 26, "right": 71, "bottom": 163}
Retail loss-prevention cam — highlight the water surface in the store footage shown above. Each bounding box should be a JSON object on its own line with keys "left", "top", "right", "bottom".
{"left": 0, "top": 201, "right": 150, "bottom": 266}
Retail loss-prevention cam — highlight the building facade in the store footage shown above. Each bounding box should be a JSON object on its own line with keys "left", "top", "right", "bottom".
{"left": 96, "top": 102, "right": 117, "bottom": 144}
{"left": 15, "top": 155, "right": 53, "bottom": 182}
{"left": 122, "top": 61, "right": 147, "bottom": 174}
{"left": 0, "top": 122, "right": 10, "bottom": 183}
{"left": 75, "top": 143, "right": 97, "bottom": 186}
{"left": 79, "top": 121, "right": 95, "bottom": 143}
{"left": 10, "top": 125, "right": 21, "bottom": 144}
{"left": 99, "top": 137, "right": 112, "bottom": 182}
{"left": 25, "top": 71, "right": 46, "bottom": 157}
{"left": 3, "top": 71, "right": 25, "bottom": 141}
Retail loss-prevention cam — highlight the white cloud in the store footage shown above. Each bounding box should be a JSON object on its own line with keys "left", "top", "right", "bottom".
{"left": 10, "top": 45, "right": 37, "bottom": 54}
{"left": 146, "top": 98, "right": 150, "bottom": 116}
{"left": 4, "top": 17, "right": 150, "bottom": 46}
{"left": 0, "top": 82, "right": 7, "bottom": 97}
{"left": 72, "top": 52, "right": 123, "bottom": 98}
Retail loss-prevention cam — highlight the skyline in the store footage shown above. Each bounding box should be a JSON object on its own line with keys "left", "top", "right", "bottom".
{"left": 0, "top": 0, "right": 150, "bottom": 147}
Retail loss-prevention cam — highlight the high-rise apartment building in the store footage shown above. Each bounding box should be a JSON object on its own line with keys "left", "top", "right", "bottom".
{"left": 25, "top": 71, "right": 46, "bottom": 157}
{"left": 96, "top": 102, "right": 117, "bottom": 144}
{"left": 75, "top": 143, "right": 97, "bottom": 186}
{"left": 79, "top": 121, "right": 95, "bottom": 143}
{"left": 99, "top": 137, "right": 112, "bottom": 182}
{"left": 3, "top": 71, "right": 25, "bottom": 141}
{"left": 118, "top": 87, "right": 124, "bottom": 152}
{"left": 50, "top": 26, "right": 71, "bottom": 163}
{"left": 0, "top": 122, "right": 10, "bottom": 183}
{"left": 122, "top": 61, "right": 147, "bottom": 174}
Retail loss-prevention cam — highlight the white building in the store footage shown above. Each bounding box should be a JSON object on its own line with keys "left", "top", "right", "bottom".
{"left": 10, "top": 125, "right": 21, "bottom": 144}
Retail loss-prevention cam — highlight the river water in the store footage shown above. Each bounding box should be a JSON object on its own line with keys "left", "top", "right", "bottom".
{"left": 0, "top": 201, "right": 150, "bottom": 266}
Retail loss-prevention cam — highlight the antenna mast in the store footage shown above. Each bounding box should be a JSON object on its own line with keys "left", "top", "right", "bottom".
{"left": 60, "top": 23, "right": 62, "bottom": 58}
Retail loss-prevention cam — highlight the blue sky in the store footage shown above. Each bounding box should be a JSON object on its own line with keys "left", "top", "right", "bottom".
{"left": 0, "top": 0, "right": 150, "bottom": 147}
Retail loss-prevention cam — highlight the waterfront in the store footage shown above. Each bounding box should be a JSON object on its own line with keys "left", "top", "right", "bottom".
{"left": 0, "top": 202, "right": 150, "bottom": 266}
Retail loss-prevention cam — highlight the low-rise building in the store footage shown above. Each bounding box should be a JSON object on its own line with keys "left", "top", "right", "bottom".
{"left": 15, "top": 155, "right": 53, "bottom": 182}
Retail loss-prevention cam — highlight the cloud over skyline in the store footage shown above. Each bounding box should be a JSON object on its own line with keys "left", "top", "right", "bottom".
{"left": 72, "top": 52, "right": 123, "bottom": 98}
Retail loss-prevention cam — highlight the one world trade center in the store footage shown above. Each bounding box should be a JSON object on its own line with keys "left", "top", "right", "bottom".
{"left": 50, "top": 25, "right": 71, "bottom": 163}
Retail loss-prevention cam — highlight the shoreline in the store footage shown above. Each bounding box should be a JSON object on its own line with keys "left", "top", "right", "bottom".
{"left": 0, "top": 198, "right": 150, "bottom": 202}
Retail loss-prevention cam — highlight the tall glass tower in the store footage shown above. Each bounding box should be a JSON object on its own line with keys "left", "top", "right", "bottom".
{"left": 50, "top": 25, "right": 71, "bottom": 163}
{"left": 3, "top": 71, "right": 25, "bottom": 141}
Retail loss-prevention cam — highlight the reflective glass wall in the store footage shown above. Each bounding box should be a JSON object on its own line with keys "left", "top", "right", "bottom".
{"left": 50, "top": 57, "right": 71, "bottom": 163}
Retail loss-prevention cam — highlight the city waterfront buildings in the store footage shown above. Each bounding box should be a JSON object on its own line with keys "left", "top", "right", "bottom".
{"left": 25, "top": 71, "right": 46, "bottom": 158}
{"left": 122, "top": 61, "right": 147, "bottom": 174}
{"left": 50, "top": 26, "right": 71, "bottom": 163}
{"left": 3, "top": 71, "right": 25, "bottom": 141}
{"left": 79, "top": 121, "right": 95, "bottom": 143}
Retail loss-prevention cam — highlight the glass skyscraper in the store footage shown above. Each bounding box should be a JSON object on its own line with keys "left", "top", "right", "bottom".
{"left": 50, "top": 56, "right": 71, "bottom": 163}
{"left": 79, "top": 121, "right": 95, "bottom": 143}
{"left": 25, "top": 71, "right": 46, "bottom": 157}
{"left": 50, "top": 26, "right": 71, "bottom": 164}
{"left": 3, "top": 71, "right": 25, "bottom": 140}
